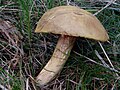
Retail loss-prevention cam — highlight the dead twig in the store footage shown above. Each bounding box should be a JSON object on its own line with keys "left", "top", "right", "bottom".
{"left": 98, "top": 42, "right": 119, "bottom": 77}
{"left": 0, "top": 84, "right": 8, "bottom": 90}
{"left": 94, "top": 0, "right": 117, "bottom": 15}
{"left": 74, "top": 51, "right": 120, "bottom": 74}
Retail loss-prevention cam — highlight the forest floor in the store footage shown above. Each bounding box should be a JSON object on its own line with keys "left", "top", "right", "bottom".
{"left": 0, "top": 0, "right": 120, "bottom": 90}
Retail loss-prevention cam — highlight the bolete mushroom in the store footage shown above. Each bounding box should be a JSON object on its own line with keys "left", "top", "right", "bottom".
{"left": 35, "top": 6, "right": 109, "bottom": 86}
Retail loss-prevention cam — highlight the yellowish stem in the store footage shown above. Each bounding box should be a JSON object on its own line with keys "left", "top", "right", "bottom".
{"left": 36, "top": 35, "right": 76, "bottom": 86}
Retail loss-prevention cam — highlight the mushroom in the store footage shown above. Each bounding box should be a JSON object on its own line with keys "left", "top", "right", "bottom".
{"left": 35, "top": 6, "right": 109, "bottom": 86}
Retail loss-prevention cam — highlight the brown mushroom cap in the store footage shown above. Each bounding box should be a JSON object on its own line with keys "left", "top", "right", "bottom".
{"left": 35, "top": 6, "right": 109, "bottom": 41}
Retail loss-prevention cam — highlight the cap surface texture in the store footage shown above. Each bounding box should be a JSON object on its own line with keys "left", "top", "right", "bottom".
{"left": 35, "top": 6, "right": 109, "bottom": 41}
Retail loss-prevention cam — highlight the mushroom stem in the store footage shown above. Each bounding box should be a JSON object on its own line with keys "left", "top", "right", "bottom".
{"left": 36, "top": 35, "right": 76, "bottom": 86}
